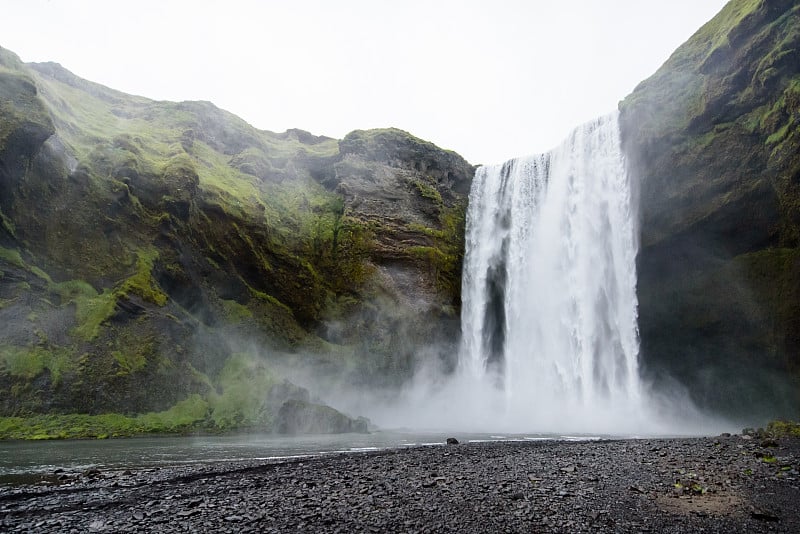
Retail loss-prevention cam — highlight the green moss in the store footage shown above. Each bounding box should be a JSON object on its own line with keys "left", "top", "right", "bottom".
{"left": 29, "top": 266, "right": 52, "bottom": 283}
{"left": 766, "top": 419, "right": 800, "bottom": 437}
{"left": 111, "top": 349, "right": 146, "bottom": 376}
{"left": 50, "top": 279, "right": 118, "bottom": 340}
{"left": 766, "top": 122, "right": 791, "bottom": 145}
{"left": 220, "top": 299, "right": 254, "bottom": 321}
{"left": 0, "top": 345, "right": 72, "bottom": 384}
{"left": 0, "top": 345, "right": 45, "bottom": 378}
{"left": 119, "top": 248, "right": 168, "bottom": 306}
{"left": 0, "top": 394, "right": 210, "bottom": 439}
{"left": 0, "top": 208, "right": 16, "bottom": 238}
{"left": 208, "top": 352, "right": 276, "bottom": 429}
{"left": 136, "top": 394, "right": 209, "bottom": 432}
{"left": 72, "top": 289, "right": 117, "bottom": 341}
{"left": 404, "top": 199, "right": 467, "bottom": 298}
{"left": 0, "top": 246, "right": 25, "bottom": 268}
{"left": 413, "top": 178, "right": 444, "bottom": 205}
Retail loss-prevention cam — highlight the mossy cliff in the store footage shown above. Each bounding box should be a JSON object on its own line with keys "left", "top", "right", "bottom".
{"left": 620, "top": 0, "right": 800, "bottom": 420}
{"left": 0, "top": 46, "right": 473, "bottom": 436}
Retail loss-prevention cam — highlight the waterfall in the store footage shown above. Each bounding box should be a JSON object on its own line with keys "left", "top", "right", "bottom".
{"left": 365, "top": 111, "right": 722, "bottom": 434}
{"left": 458, "top": 111, "right": 644, "bottom": 431}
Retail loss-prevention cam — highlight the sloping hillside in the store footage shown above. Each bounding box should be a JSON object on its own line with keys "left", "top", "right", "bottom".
{"left": 0, "top": 46, "right": 473, "bottom": 435}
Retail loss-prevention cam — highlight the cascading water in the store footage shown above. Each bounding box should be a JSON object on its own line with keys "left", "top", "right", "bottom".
{"left": 366, "top": 111, "right": 720, "bottom": 434}
{"left": 457, "top": 111, "right": 645, "bottom": 431}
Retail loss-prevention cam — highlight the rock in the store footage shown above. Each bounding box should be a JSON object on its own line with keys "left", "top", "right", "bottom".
{"left": 446, "top": 438, "right": 459, "bottom": 445}
{"left": 177, "top": 509, "right": 200, "bottom": 518}
{"left": 751, "top": 509, "right": 781, "bottom": 522}
{"left": 275, "top": 399, "right": 368, "bottom": 435}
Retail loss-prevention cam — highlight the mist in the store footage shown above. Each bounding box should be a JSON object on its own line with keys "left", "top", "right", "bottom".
{"left": 274, "top": 113, "right": 738, "bottom": 439}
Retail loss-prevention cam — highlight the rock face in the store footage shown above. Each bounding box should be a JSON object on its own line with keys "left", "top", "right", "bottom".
{"left": 0, "top": 45, "right": 473, "bottom": 428}
{"left": 620, "top": 0, "right": 800, "bottom": 420}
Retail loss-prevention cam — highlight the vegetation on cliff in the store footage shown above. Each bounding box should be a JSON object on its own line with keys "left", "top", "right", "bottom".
{"left": 620, "top": 0, "right": 800, "bottom": 419}
{"left": 0, "top": 46, "right": 473, "bottom": 437}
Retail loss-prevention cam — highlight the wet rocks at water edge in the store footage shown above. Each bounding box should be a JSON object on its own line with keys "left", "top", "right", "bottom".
{"left": 1, "top": 436, "right": 798, "bottom": 533}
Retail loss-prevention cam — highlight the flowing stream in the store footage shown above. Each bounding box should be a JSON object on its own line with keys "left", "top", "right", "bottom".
{"left": 456, "top": 111, "right": 645, "bottom": 431}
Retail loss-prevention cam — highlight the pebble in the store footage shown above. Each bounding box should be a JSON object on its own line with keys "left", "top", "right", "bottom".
{"left": 0, "top": 437, "right": 798, "bottom": 532}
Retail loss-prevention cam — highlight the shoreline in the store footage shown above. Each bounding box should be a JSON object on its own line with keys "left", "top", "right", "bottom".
{"left": 1, "top": 436, "right": 798, "bottom": 532}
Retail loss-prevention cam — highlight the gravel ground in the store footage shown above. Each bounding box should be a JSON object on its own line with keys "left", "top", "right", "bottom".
{"left": 0, "top": 435, "right": 798, "bottom": 533}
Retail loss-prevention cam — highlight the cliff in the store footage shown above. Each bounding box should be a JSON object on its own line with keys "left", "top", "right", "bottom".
{"left": 620, "top": 0, "right": 800, "bottom": 419}
{"left": 0, "top": 46, "right": 473, "bottom": 435}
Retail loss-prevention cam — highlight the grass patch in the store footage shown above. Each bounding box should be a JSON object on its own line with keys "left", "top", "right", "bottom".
{"left": 111, "top": 349, "right": 146, "bottom": 376}
{"left": 413, "top": 178, "right": 443, "bottom": 205}
{"left": 0, "top": 394, "right": 210, "bottom": 439}
{"left": 119, "top": 248, "right": 168, "bottom": 306}
{"left": 0, "top": 345, "right": 72, "bottom": 384}
{"left": 72, "top": 289, "right": 117, "bottom": 341}
{"left": 208, "top": 352, "right": 276, "bottom": 430}
{"left": 49, "top": 248, "right": 167, "bottom": 341}
{"left": 0, "top": 246, "right": 25, "bottom": 269}
{"left": 767, "top": 419, "right": 800, "bottom": 437}
{"left": 220, "top": 299, "right": 254, "bottom": 321}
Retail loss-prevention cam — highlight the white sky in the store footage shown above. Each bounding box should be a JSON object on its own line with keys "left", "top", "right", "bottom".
{"left": 4, "top": 0, "right": 728, "bottom": 165}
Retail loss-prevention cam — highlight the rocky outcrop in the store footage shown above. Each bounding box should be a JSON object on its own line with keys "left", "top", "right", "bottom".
{"left": 620, "top": 0, "right": 800, "bottom": 420}
{"left": 319, "top": 129, "right": 474, "bottom": 380}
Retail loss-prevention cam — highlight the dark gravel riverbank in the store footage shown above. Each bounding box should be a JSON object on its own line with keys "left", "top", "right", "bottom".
{"left": 1, "top": 435, "right": 798, "bottom": 532}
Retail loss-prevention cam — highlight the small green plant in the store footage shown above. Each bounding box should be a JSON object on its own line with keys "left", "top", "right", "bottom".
{"left": 208, "top": 352, "right": 276, "bottom": 430}
{"left": 690, "top": 483, "right": 707, "bottom": 495}
{"left": 0, "top": 245, "right": 25, "bottom": 268}
{"left": 766, "top": 420, "right": 800, "bottom": 437}
{"left": 413, "top": 178, "right": 443, "bottom": 205}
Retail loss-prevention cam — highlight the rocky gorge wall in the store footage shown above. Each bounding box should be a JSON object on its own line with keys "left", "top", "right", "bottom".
{"left": 620, "top": 0, "right": 800, "bottom": 420}
{"left": 0, "top": 45, "right": 473, "bottom": 433}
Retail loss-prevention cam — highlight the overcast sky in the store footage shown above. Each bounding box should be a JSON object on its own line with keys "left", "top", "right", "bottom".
{"left": 5, "top": 1, "right": 728, "bottom": 165}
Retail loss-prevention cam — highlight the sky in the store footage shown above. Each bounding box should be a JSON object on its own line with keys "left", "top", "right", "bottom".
{"left": 4, "top": 0, "right": 729, "bottom": 165}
